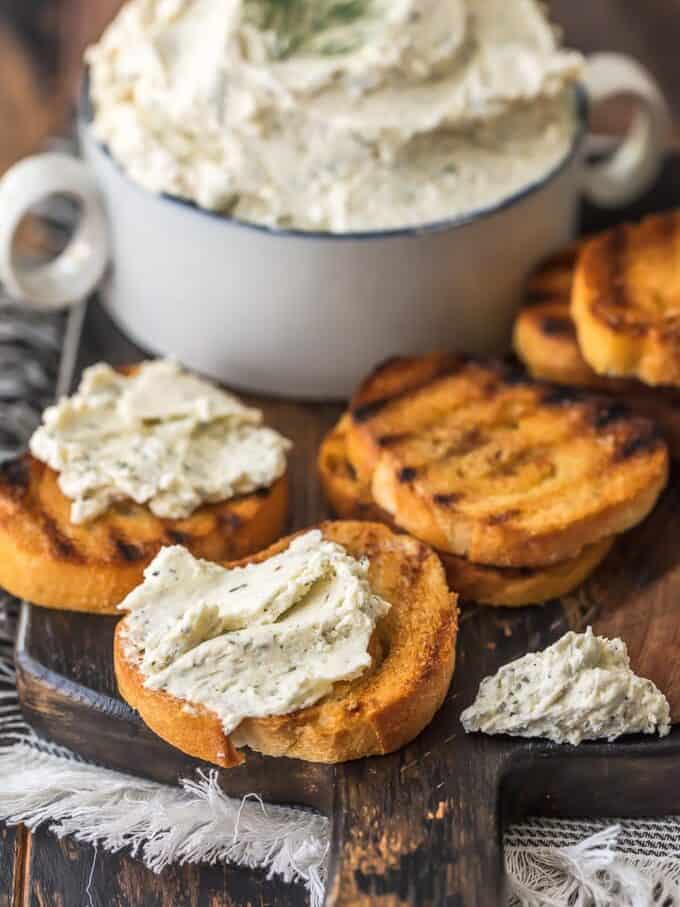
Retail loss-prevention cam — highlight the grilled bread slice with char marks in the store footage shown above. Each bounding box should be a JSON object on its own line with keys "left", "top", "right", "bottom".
{"left": 517, "top": 238, "right": 608, "bottom": 387}
{"left": 572, "top": 213, "right": 680, "bottom": 386}
{"left": 0, "top": 454, "right": 288, "bottom": 613}
{"left": 347, "top": 354, "right": 668, "bottom": 568}
{"left": 115, "top": 521, "right": 458, "bottom": 767}
{"left": 319, "top": 416, "right": 614, "bottom": 606}
{"left": 515, "top": 300, "right": 628, "bottom": 389}
{"left": 0, "top": 362, "right": 290, "bottom": 613}
{"left": 515, "top": 244, "right": 680, "bottom": 458}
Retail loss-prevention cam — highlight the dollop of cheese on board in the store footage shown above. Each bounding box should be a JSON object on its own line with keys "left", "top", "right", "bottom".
{"left": 30, "top": 360, "right": 291, "bottom": 523}
{"left": 120, "top": 530, "right": 390, "bottom": 733}
{"left": 461, "top": 627, "right": 670, "bottom": 745}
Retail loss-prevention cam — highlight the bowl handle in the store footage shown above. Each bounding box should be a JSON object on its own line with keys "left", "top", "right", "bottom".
{"left": 0, "top": 153, "right": 109, "bottom": 310}
{"left": 582, "top": 53, "right": 671, "bottom": 208}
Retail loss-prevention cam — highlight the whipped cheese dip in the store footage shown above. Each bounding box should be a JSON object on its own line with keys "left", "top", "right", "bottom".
{"left": 461, "top": 627, "right": 670, "bottom": 745}
{"left": 87, "top": 0, "right": 582, "bottom": 232}
{"left": 120, "top": 530, "right": 390, "bottom": 733}
{"left": 30, "top": 360, "right": 290, "bottom": 523}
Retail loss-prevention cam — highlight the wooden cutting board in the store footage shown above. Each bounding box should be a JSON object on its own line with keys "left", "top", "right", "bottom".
{"left": 14, "top": 170, "right": 680, "bottom": 906}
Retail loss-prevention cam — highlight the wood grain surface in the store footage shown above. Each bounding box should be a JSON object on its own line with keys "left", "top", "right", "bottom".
{"left": 3, "top": 3, "right": 680, "bottom": 906}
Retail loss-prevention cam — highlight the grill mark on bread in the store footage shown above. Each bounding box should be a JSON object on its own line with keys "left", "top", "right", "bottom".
{"left": 590, "top": 401, "right": 632, "bottom": 429}
{"left": 540, "top": 315, "right": 574, "bottom": 337}
{"left": 615, "top": 424, "right": 664, "bottom": 461}
{"left": 492, "top": 448, "right": 550, "bottom": 479}
{"left": 486, "top": 509, "right": 520, "bottom": 526}
{"left": 433, "top": 492, "right": 462, "bottom": 507}
{"left": 352, "top": 399, "right": 391, "bottom": 423}
{"left": 111, "top": 535, "right": 146, "bottom": 562}
{"left": 165, "top": 528, "right": 191, "bottom": 545}
{"left": 41, "top": 515, "right": 80, "bottom": 562}
{"left": 377, "top": 432, "right": 412, "bottom": 448}
{"left": 340, "top": 458, "right": 358, "bottom": 480}
{"left": 448, "top": 427, "right": 487, "bottom": 457}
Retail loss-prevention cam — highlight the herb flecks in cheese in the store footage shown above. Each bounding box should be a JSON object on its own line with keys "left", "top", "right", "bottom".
{"left": 461, "top": 627, "right": 670, "bottom": 745}
{"left": 86, "top": 0, "right": 582, "bottom": 232}
{"left": 120, "top": 530, "right": 391, "bottom": 734}
{"left": 29, "top": 360, "right": 290, "bottom": 523}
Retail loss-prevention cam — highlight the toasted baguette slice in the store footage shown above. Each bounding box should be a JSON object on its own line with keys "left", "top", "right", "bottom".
{"left": 346, "top": 354, "right": 668, "bottom": 567}
{"left": 572, "top": 214, "right": 680, "bottom": 386}
{"left": 319, "top": 417, "right": 613, "bottom": 606}
{"left": 517, "top": 239, "right": 608, "bottom": 388}
{"left": 514, "top": 300, "right": 626, "bottom": 389}
{"left": 115, "top": 521, "right": 458, "bottom": 767}
{"left": 0, "top": 454, "right": 288, "bottom": 613}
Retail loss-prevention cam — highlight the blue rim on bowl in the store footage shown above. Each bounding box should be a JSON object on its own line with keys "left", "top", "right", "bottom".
{"left": 79, "top": 73, "right": 588, "bottom": 242}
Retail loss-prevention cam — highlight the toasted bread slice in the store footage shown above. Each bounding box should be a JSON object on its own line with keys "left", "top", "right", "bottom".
{"left": 319, "top": 417, "right": 614, "bottom": 606}
{"left": 514, "top": 300, "right": 624, "bottom": 389}
{"left": 346, "top": 354, "right": 668, "bottom": 567}
{"left": 115, "top": 521, "right": 458, "bottom": 767}
{"left": 572, "top": 214, "right": 680, "bottom": 386}
{"left": 0, "top": 454, "right": 288, "bottom": 613}
{"left": 514, "top": 300, "right": 680, "bottom": 460}
{"left": 517, "top": 238, "right": 615, "bottom": 387}
{"left": 440, "top": 536, "right": 612, "bottom": 607}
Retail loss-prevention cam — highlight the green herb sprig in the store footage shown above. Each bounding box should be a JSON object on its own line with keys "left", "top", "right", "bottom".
{"left": 244, "top": 0, "right": 371, "bottom": 59}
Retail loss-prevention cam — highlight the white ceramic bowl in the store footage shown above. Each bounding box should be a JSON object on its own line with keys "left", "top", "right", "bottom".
{"left": 0, "top": 53, "right": 671, "bottom": 399}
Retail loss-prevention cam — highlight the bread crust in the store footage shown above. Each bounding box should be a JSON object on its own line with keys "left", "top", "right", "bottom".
{"left": 115, "top": 521, "right": 458, "bottom": 767}
{"left": 0, "top": 454, "right": 288, "bottom": 613}
{"left": 319, "top": 417, "right": 614, "bottom": 606}
{"left": 346, "top": 354, "right": 668, "bottom": 567}
{"left": 572, "top": 214, "right": 680, "bottom": 386}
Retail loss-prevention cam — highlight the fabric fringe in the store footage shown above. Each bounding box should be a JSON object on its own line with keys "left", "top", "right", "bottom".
{"left": 507, "top": 826, "right": 648, "bottom": 906}
{"left": 507, "top": 822, "right": 680, "bottom": 906}
{"left": 0, "top": 740, "right": 329, "bottom": 906}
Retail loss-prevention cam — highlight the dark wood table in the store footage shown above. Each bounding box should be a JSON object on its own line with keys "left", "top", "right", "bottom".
{"left": 2, "top": 3, "right": 680, "bottom": 905}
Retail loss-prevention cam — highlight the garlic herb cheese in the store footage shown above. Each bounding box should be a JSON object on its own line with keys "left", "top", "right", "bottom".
{"left": 461, "top": 628, "right": 670, "bottom": 745}
{"left": 120, "top": 530, "right": 390, "bottom": 733}
{"left": 30, "top": 360, "right": 290, "bottom": 523}
{"left": 87, "top": 0, "right": 582, "bottom": 232}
